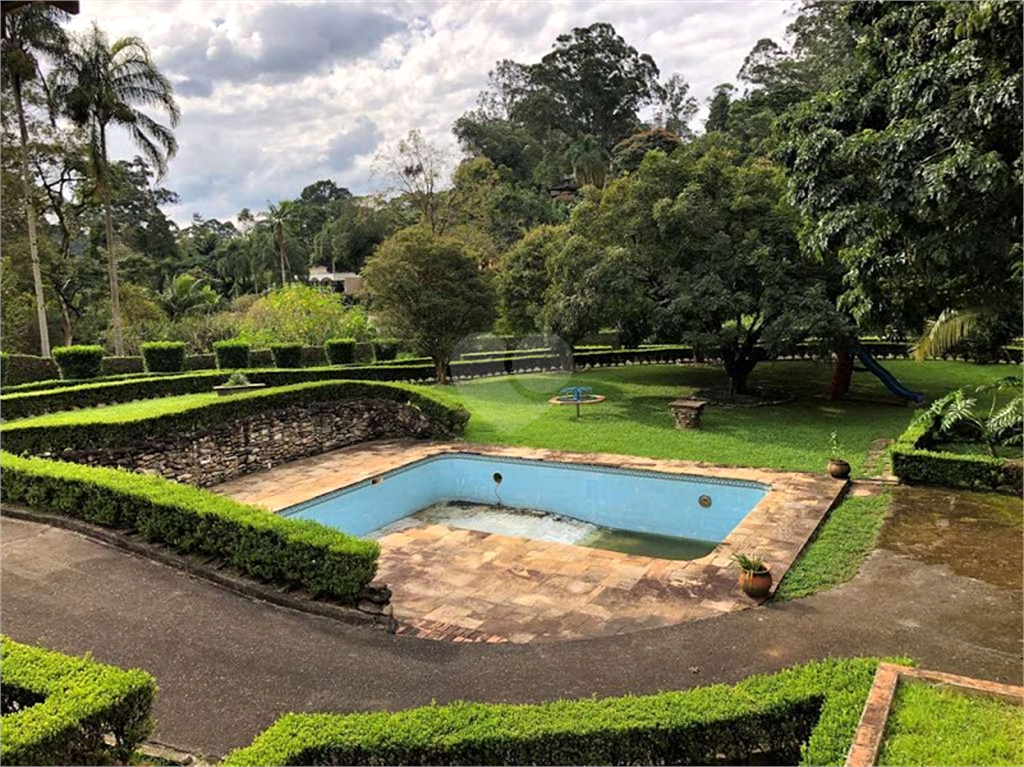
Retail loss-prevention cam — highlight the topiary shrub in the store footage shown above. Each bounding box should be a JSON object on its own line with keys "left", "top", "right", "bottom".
{"left": 140, "top": 341, "right": 186, "bottom": 373}
{"left": 213, "top": 340, "right": 250, "bottom": 369}
{"left": 100, "top": 356, "right": 145, "bottom": 376}
{"left": 0, "top": 352, "right": 8, "bottom": 386}
{"left": 372, "top": 338, "right": 400, "bottom": 362}
{"left": 325, "top": 338, "right": 357, "bottom": 365}
{"left": 51, "top": 345, "right": 104, "bottom": 381}
{"left": 271, "top": 343, "right": 303, "bottom": 369}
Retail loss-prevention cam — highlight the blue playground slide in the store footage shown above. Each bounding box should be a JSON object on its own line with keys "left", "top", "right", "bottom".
{"left": 855, "top": 346, "right": 924, "bottom": 404}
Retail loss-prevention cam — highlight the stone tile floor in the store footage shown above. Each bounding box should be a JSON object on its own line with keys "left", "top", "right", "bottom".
{"left": 214, "top": 440, "right": 846, "bottom": 643}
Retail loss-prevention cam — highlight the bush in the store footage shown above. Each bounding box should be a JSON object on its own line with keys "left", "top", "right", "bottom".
{"left": 223, "top": 657, "right": 888, "bottom": 766}
{"left": 372, "top": 338, "right": 400, "bottom": 362}
{"left": 0, "top": 634, "right": 156, "bottom": 766}
{"left": 140, "top": 341, "right": 186, "bottom": 373}
{"left": 0, "top": 354, "right": 58, "bottom": 386}
{"left": 891, "top": 421, "right": 1021, "bottom": 494}
{"left": 0, "top": 452, "right": 380, "bottom": 601}
{"left": 237, "top": 285, "right": 369, "bottom": 347}
{"left": 325, "top": 338, "right": 357, "bottom": 365}
{"left": 51, "top": 345, "right": 104, "bottom": 381}
{"left": 0, "top": 351, "right": 7, "bottom": 386}
{"left": 214, "top": 340, "right": 251, "bottom": 369}
{"left": 1, "top": 380, "right": 469, "bottom": 454}
{"left": 101, "top": 355, "right": 145, "bottom": 376}
{"left": 271, "top": 343, "right": 303, "bottom": 369}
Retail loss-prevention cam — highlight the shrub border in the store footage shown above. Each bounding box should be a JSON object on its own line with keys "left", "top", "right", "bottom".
{"left": 223, "top": 657, "right": 895, "bottom": 767}
{"left": 891, "top": 421, "right": 1022, "bottom": 494}
{"left": 0, "top": 634, "right": 157, "bottom": 766}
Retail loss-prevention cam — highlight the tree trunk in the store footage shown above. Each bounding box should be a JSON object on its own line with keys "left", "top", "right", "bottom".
{"left": 433, "top": 355, "right": 449, "bottom": 385}
{"left": 99, "top": 127, "right": 124, "bottom": 356}
{"left": 58, "top": 297, "right": 74, "bottom": 346}
{"left": 722, "top": 347, "right": 756, "bottom": 395}
{"left": 14, "top": 81, "right": 51, "bottom": 357}
{"left": 830, "top": 350, "right": 854, "bottom": 400}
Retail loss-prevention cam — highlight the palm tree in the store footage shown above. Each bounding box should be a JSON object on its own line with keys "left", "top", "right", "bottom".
{"left": 1, "top": 3, "right": 71, "bottom": 357}
{"left": 565, "top": 134, "right": 610, "bottom": 189}
{"left": 51, "top": 22, "right": 179, "bottom": 356}
{"left": 264, "top": 201, "right": 297, "bottom": 286}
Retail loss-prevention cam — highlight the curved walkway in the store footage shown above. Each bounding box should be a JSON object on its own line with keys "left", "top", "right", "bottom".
{"left": 2, "top": 512, "right": 1021, "bottom": 761}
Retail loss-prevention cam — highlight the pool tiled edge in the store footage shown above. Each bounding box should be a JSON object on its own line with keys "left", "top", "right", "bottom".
{"left": 214, "top": 440, "right": 848, "bottom": 642}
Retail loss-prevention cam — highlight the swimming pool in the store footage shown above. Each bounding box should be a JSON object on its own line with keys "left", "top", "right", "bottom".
{"left": 282, "top": 453, "right": 768, "bottom": 556}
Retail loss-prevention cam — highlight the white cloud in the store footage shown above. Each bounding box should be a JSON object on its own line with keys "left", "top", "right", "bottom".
{"left": 68, "top": 0, "right": 791, "bottom": 223}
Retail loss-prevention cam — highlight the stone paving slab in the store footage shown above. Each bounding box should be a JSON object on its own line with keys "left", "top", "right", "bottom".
{"left": 214, "top": 440, "right": 847, "bottom": 643}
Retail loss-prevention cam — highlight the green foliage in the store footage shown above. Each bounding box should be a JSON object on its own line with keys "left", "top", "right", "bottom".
{"left": 363, "top": 226, "right": 496, "bottom": 383}
{"left": 496, "top": 224, "right": 569, "bottom": 337}
{"left": 270, "top": 343, "right": 303, "bottom": 369}
{"left": 609, "top": 127, "right": 682, "bottom": 175}
{"left": 51, "top": 344, "right": 104, "bottom": 380}
{"left": 0, "top": 634, "right": 156, "bottom": 766}
{"left": 774, "top": 491, "right": 890, "bottom": 601}
{"left": 878, "top": 679, "right": 1024, "bottom": 767}
{"left": 157, "top": 273, "right": 220, "bottom": 321}
{"left": 731, "top": 552, "right": 767, "bottom": 573}
{"left": 892, "top": 420, "right": 1021, "bottom": 494}
{"left": 237, "top": 285, "right": 368, "bottom": 347}
{"left": 325, "top": 338, "right": 357, "bottom": 365}
{"left": 140, "top": 340, "right": 185, "bottom": 373}
{"left": 224, "top": 657, "right": 885, "bottom": 766}
{"left": 0, "top": 351, "right": 7, "bottom": 386}
{"left": 0, "top": 452, "right": 380, "bottom": 600}
{"left": 223, "top": 372, "right": 252, "bottom": 387}
{"left": 913, "top": 377, "right": 1023, "bottom": 456}
{"left": 371, "top": 339, "right": 400, "bottom": 362}
{"left": 213, "top": 340, "right": 251, "bottom": 369}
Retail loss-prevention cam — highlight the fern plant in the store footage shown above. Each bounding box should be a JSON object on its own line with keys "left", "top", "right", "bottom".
{"left": 916, "top": 377, "right": 1023, "bottom": 456}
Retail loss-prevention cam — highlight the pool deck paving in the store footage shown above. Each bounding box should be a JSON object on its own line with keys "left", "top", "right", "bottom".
{"left": 212, "top": 440, "right": 847, "bottom": 642}
{"left": 2, "top": 491, "right": 1020, "bottom": 760}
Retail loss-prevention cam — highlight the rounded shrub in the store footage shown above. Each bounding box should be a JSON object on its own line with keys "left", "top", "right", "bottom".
{"left": 140, "top": 341, "right": 186, "bottom": 373}
{"left": 213, "top": 340, "right": 251, "bottom": 369}
{"left": 372, "top": 339, "right": 401, "bottom": 362}
{"left": 325, "top": 338, "right": 357, "bottom": 365}
{"left": 270, "top": 343, "right": 303, "bottom": 369}
{"left": 52, "top": 345, "right": 104, "bottom": 380}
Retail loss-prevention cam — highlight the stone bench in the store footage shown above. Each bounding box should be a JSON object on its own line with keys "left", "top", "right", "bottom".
{"left": 668, "top": 399, "right": 708, "bottom": 430}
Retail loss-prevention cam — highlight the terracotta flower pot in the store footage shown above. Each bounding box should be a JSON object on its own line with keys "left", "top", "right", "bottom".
{"left": 828, "top": 459, "right": 851, "bottom": 479}
{"left": 739, "top": 565, "right": 772, "bottom": 599}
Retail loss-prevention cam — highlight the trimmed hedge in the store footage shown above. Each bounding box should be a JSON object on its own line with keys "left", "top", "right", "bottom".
{"left": 1, "top": 354, "right": 58, "bottom": 385}
{"left": 102, "top": 355, "right": 146, "bottom": 376}
{"left": 891, "top": 421, "right": 1022, "bottom": 494}
{"left": 214, "top": 340, "right": 250, "bottom": 369}
{"left": 371, "top": 339, "right": 400, "bottom": 362}
{"left": 271, "top": 343, "right": 303, "bottom": 369}
{"left": 52, "top": 345, "right": 104, "bottom": 381}
{"left": 0, "top": 351, "right": 7, "bottom": 386}
{"left": 141, "top": 341, "right": 186, "bottom": 373}
{"left": 1, "top": 380, "right": 468, "bottom": 455}
{"left": 326, "top": 338, "right": 357, "bottom": 365}
{"left": 0, "top": 634, "right": 156, "bottom": 766}
{"left": 223, "top": 657, "right": 891, "bottom": 766}
{"left": 0, "top": 452, "right": 381, "bottom": 600}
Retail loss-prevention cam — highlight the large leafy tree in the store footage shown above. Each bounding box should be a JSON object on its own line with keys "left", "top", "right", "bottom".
{"left": 778, "top": 1, "right": 1022, "bottom": 344}
{"left": 51, "top": 22, "right": 180, "bottom": 356}
{"left": 495, "top": 224, "right": 570, "bottom": 337}
{"left": 1, "top": 1, "right": 70, "bottom": 356}
{"left": 362, "top": 227, "right": 496, "bottom": 383}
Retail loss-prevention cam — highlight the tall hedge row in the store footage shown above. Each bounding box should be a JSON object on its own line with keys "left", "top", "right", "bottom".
{"left": 51, "top": 345, "right": 104, "bottom": 380}
{"left": 0, "top": 452, "right": 380, "bottom": 601}
{"left": 0, "top": 635, "right": 157, "bottom": 766}
{"left": 223, "top": 657, "right": 889, "bottom": 766}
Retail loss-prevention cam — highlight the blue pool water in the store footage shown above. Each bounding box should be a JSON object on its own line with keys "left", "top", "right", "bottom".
{"left": 283, "top": 454, "right": 768, "bottom": 554}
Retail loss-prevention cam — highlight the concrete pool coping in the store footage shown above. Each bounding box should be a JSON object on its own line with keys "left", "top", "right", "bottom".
{"left": 214, "top": 440, "right": 848, "bottom": 643}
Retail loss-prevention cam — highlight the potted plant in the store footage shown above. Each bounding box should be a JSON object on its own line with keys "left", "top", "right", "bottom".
{"left": 827, "top": 431, "right": 851, "bottom": 479}
{"left": 732, "top": 552, "right": 772, "bottom": 599}
{"left": 213, "top": 372, "right": 266, "bottom": 396}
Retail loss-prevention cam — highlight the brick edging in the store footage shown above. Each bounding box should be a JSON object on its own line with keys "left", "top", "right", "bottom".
{"left": 845, "top": 662, "right": 1024, "bottom": 766}
{"left": 0, "top": 504, "right": 397, "bottom": 634}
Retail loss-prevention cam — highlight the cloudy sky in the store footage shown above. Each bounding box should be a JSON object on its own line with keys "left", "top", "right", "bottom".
{"left": 67, "top": 1, "right": 795, "bottom": 224}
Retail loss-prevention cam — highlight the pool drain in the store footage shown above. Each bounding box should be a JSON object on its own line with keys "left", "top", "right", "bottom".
{"left": 698, "top": 494, "right": 712, "bottom": 508}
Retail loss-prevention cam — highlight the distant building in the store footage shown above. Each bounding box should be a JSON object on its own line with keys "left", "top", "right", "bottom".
{"left": 307, "top": 266, "right": 364, "bottom": 296}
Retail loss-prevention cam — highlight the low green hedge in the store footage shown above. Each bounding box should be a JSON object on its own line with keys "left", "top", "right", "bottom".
{"left": 214, "top": 340, "right": 250, "bottom": 369}
{"left": 0, "top": 452, "right": 381, "bottom": 600}
{"left": 0, "top": 634, "right": 156, "bottom": 765}
{"left": 1, "top": 380, "right": 468, "bottom": 455}
{"left": 371, "top": 339, "right": 400, "bottom": 362}
{"left": 223, "top": 657, "right": 890, "bottom": 766}
{"left": 52, "top": 345, "right": 104, "bottom": 380}
{"left": 891, "top": 422, "right": 1022, "bottom": 494}
{"left": 325, "top": 338, "right": 357, "bottom": 365}
{"left": 271, "top": 343, "right": 303, "bottom": 369}
{"left": 141, "top": 341, "right": 186, "bottom": 373}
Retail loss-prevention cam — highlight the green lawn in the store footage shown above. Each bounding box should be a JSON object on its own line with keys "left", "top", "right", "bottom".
{"left": 422, "top": 360, "right": 1018, "bottom": 474}
{"left": 9, "top": 391, "right": 225, "bottom": 427}
{"left": 774, "top": 490, "right": 890, "bottom": 601}
{"left": 879, "top": 680, "right": 1024, "bottom": 766}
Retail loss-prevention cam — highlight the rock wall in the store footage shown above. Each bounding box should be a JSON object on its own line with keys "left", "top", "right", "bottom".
{"left": 47, "top": 399, "right": 448, "bottom": 487}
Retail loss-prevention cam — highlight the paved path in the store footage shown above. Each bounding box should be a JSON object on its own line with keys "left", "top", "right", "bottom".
{"left": 2, "top": 514, "right": 1020, "bottom": 761}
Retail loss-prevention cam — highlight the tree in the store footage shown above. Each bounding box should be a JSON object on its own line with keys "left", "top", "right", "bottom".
{"left": 653, "top": 73, "right": 698, "bottom": 138}
{"left": 158, "top": 273, "right": 220, "bottom": 321}
{"left": 539, "top": 231, "right": 608, "bottom": 358}
{"left": 564, "top": 133, "right": 609, "bottom": 188}
{"left": 777, "top": 1, "right": 1022, "bottom": 343}
{"left": 262, "top": 200, "right": 299, "bottom": 285}
{"left": 705, "top": 84, "right": 735, "bottom": 133}
{"left": 610, "top": 128, "right": 681, "bottom": 176}
{"left": 374, "top": 129, "right": 456, "bottom": 234}
{"left": 362, "top": 227, "right": 496, "bottom": 383}
{"left": 51, "top": 22, "right": 180, "bottom": 356}
{"left": 495, "top": 224, "right": 569, "bottom": 337}
{"left": 1, "top": 1, "right": 70, "bottom": 356}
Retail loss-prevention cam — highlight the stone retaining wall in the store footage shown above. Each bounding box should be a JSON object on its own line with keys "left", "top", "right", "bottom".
{"left": 44, "top": 399, "right": 446, "bottom": 487}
